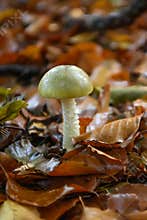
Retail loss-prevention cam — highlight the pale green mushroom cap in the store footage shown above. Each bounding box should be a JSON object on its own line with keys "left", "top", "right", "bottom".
{"left": 38, "top": 65, "right": 93, "bottom": 99}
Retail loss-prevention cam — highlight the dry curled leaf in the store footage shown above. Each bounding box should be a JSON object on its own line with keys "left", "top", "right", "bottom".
{"left": 6, "top": 175, "right": 79, "bottom": 207}
{"left": 89, "top": 114, "right": 142, "bottom": 146}
{"left": 48, "top": 146, "right": 122, "bottom": 176}
{"left": 5, "top": 168, "right": 92, "bottom": 207}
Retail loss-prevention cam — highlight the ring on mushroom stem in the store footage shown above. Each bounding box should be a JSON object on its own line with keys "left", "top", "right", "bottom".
{"left": 38, "top": 65, "right": 93, "bottom": 151}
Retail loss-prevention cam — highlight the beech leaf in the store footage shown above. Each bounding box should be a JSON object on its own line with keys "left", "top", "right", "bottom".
{"left": 0, "top": 199, "right": 42, "bottom": 220}
{"left": 81, "top": 205, "right": 120, "bottom": 220}
{"left": 6, "top": 174, "right": 89, "bottom": 207}
{"left": 48, "top": 146, "right": 122, "bottom": 176}
{"left": 89, "top": 115, "right": 142, "bottom": 146}
{"left": 112, "top": 183, "right": 147, "bottom": 211}
{"left": 39, "top": 198, "right": 79, "bottom": 220}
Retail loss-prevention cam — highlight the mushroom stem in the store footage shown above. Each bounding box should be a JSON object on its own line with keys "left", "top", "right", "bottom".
{"left": 61, "top": 98, "right": 80, "bottom": 151}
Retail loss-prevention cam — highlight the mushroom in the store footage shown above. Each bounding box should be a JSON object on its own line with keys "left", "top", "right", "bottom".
{"left": 38, "top": 65, "right": 93, "bottom": 151}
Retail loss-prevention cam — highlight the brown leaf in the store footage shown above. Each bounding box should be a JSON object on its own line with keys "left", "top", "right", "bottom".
{"left": 112, "top": 183, "right": 147, "bottom": 211}
{"left": 125, "top": 210, "right": 147, "bottom": 220}
{"left": 48, "top": 146, "right": 122, "bottom": 176}
{"left": 74, "top": 141, "right": 128, "bottom": 166}
{"left": 0, "top": 152, "right": 18, "bottom": 175}
{"left": 89, "top": 115, "right": 142, "bottom": 146}
{"left": 0, "top": 52, "right": 18, "bottom": 65}
{"left": 39, "top": 198, "right": 78, "bottom": 220}
{"left": 108, "top": 193, "right": 139, "bottom": 214}
{"left": 15, "top": 174, "right": 97, "bottom": 192}
{"left": 6, "top": 175, "right": 90, "bottom": 207}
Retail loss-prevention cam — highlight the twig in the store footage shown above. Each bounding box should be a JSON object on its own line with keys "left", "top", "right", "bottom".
{"left": 0, "top": 64, "right": 44, "bottom": 85}
{"left": 0, "top": 64, "right": 41, "bottom": 76}
{"left": 64, "top": 0, "right": 147, "bottom": 32}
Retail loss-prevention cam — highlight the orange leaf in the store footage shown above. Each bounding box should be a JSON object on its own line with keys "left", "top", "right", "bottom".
{"left": 55, "top": 42, "right": 115, "bottom": 73}
{"left": 48, "top": 146, "right": 122, "bottom": 176}
{"left": 79, "top": 117, "right": 92, "bottom": 134}
{"left": 6, "top": 175, "right": 90, "bottom": 207}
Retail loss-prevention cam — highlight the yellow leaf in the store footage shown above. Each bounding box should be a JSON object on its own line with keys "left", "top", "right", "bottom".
{"left": 0, "top": 200, "right": 43, "bottom": 220}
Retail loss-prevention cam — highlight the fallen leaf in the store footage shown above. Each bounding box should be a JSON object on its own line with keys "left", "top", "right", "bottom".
{"left": 0, "top": 99, "right": 26, "bottom": 123}
{"left": 0, "top": 199, "right": 42, "bottom": 220}
{"left": 0, "top": 152, "right": 18, "bottom": 175}
{"left": 81, "top": 205, "right": 120, "bottom": 220}
{"left": 90, "top": 60, "right": 122, "bottom": 87}
{"left": 125, "top": 210, "right": 147, "bottom": 220}
{"left": 39, "top": 198, "right": 78, "bottom": 220}
{"left": 79, "top": 117, "right": 92, "bottom": 134}
{"left": 112, "top": 183, "right": 147, "bottom": 211}
{"left": 108, "top": 193, "right": 139, "bottom": 214}
{"left": 55, "top": 42, "right": 114, "bottom": 73}
{"left": 48, "top": 146, "right": 122, "bottom": 176}
{"left": 6, "top": 174, "right": 90, "bottom": 207}
{"left": 89, "top": 115, "right": 142, "bottom": 146}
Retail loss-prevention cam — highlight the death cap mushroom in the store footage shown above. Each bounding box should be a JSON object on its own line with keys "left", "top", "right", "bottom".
{"left": 38, "top": 65, "right": 93, "bottom": 99}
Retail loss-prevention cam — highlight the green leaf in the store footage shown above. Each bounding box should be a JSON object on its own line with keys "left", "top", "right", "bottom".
{"left": 0, "top": 87, "right": 11, "bottom": 101}
{"left": 0, "top": 100, "right": 26, "bottom": 122}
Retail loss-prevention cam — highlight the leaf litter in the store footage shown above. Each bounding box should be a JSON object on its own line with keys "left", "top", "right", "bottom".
{"left": 0, "top": 0, "right": 147, "bottom": 219}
